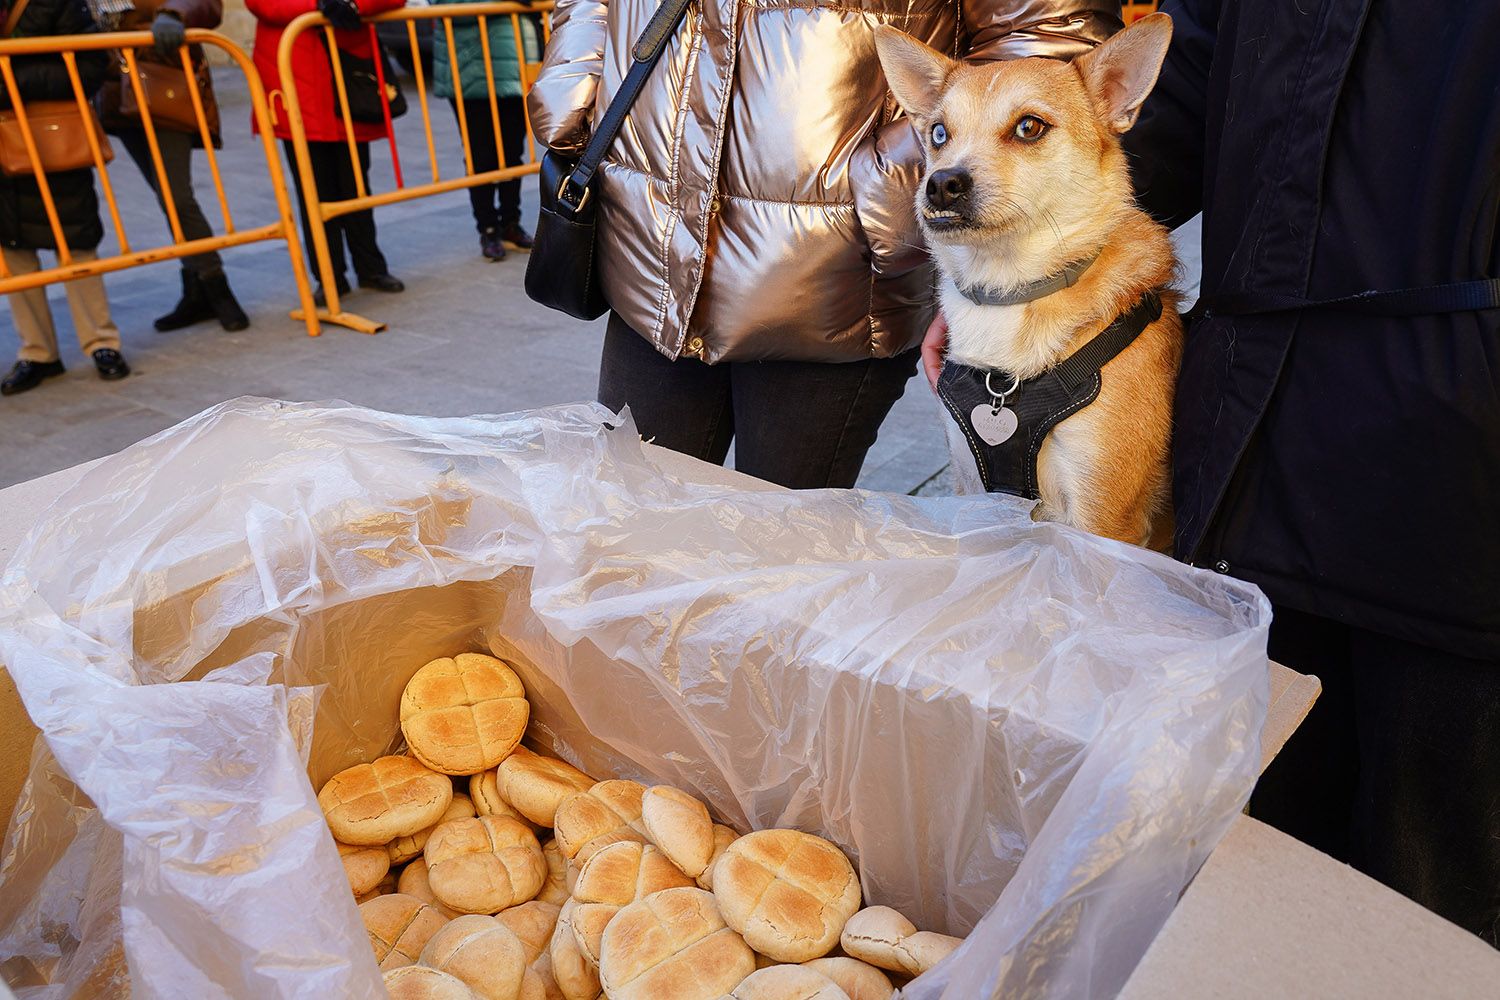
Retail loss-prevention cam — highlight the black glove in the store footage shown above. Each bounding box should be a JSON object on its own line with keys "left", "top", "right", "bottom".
{"left": 151, "top": 11, "right": 185, "bottom": 57}
{"left": 317, "top": 0, "right": 362, "bottom": 31}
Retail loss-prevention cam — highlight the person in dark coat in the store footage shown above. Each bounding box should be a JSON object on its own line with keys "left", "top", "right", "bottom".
{"left": 98, "top": 0, "right": 250, "bottom": 332}
{"left": 0, "top": 0, "right": 130, "bottom": 396}
{"left": 1123, "top": 0, "right": 1500, "bottom": 945}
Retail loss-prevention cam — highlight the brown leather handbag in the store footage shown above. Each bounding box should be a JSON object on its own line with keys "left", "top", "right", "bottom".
{"left": 118, "top": 55, "right": 218, "bottom": 136}
{"left": 0, "top": 0, "right": 115, "bottom": 176}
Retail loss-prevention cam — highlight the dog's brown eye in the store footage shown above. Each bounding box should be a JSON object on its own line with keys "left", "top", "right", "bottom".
{"left": 1014, "top": 115, "right": 1048, "bottom": 142}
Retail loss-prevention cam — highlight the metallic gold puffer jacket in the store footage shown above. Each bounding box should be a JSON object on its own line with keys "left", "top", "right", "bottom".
{"left": 529, "top": 0, "right": 1121, "bottom": 363}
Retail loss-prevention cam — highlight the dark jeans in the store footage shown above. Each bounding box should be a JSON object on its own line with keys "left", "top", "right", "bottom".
{"left": 117, "top": 127, "right": 223, "bottom": 278}
{"left": 1251, "top": 606, "right": 1500, "bottom": 946}
{"left": 598, "top": 313, "right": 919, "bottom": 489}
{"left": 448, "top": 95, "right": 526, "bottom": 234}
{"left": 282, "top": 139, "right": 389, "bottom": 287}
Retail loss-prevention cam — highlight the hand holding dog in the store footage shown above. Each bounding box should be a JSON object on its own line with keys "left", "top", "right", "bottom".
{"left": 922, "top": 311, "right": 948, "bottom": 391}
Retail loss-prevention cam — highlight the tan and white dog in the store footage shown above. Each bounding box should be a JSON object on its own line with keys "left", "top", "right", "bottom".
{"left": 875, "top": 15, "right": 1183, "bottom": 548}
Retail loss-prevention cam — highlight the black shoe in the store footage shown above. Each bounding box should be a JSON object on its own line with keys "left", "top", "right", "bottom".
{"left": 92, "top": 348, "right": 130, "bottom": 381}
{"left": 154, "top": 269, "right": 213, "bottom": 332}
{"left": 480, "top": 229, "right": 507, "bottom": 261}
{"left": 358, "top": 273, "right": 405, "bottom": 293}
{"left": 202, "top": 273, "right": 250, "bottom": 332}
{"left": 1, "top": 359, "right": 64, "bottom": 396}
{"left": 313, "top": 278, "right": 351, "bottom": 309}
{"left": 501, "top": 223, "right": 533, "bottom": 251}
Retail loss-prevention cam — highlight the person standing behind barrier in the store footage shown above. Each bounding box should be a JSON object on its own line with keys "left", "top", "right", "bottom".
{"left": 95, "top": 0, "right": 250, "bottom": 332}
{"left": 248, "top": 0, "right": 405, "bottom": 305}
{"left": 529, "top": 0, "right": 1120, "bottom": 489}
{"left": 0, "top": 0, "right": 130, "bottom": 396}
{"left": 431, "top": 0, "right": 537, "bottom": 261}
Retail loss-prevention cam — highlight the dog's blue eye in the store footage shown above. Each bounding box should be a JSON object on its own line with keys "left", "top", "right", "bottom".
{"left": 931, "top": 123, "right": 948, "bottom": 147}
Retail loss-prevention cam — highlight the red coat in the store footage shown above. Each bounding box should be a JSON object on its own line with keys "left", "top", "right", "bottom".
{"left": 247, "top": 0, "right": 406, "bottom": 142}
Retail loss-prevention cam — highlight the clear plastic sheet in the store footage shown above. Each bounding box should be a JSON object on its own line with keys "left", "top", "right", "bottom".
{"left": 0, "top": 399, "right": 1270, "bottom": 999}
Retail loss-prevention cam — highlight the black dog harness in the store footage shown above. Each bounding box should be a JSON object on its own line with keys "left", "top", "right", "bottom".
{"left": 935, "top": 293, "right": 1163, "bottom": 498}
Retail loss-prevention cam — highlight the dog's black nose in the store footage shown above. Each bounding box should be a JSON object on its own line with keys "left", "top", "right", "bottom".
{"left": 926, "top": 168, "right": 972, "bottom": 210}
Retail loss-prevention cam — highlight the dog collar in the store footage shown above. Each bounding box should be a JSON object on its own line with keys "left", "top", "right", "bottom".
{"left": 955, "top": 251, "right": 1102, "bottom": 308}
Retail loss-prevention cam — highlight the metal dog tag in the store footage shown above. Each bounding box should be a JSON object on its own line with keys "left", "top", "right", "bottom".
{"left": 971, "top": 404, "right": 1018, "bottom": 446}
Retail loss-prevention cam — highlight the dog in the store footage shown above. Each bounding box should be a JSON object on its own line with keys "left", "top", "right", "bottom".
{"left": 874, "top": 15, "right": 1183, "bottom": 548}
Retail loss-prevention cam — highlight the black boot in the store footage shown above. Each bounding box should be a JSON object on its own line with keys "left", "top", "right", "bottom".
{"left": 202, "top": 273, "right": 250, "bottom": 331}
{"left": 154, "top": 269, "right": 214, "bottom": 332}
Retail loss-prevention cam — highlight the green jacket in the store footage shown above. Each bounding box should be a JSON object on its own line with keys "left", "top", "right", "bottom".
{"left": 431, "top": 1, "right": 540, "bottom": 100}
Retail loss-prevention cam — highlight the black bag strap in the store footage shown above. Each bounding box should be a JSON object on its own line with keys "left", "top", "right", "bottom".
{"left": 556, "top": 0, "right": 693, "bottom": 214}
{"left": 1208, "top": 278, "right": 1500, "bottom": 318}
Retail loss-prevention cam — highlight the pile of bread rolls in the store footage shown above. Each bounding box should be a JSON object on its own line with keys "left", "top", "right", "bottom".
{"left": 319, "top": 652, "right": 964, "bottom": 1000}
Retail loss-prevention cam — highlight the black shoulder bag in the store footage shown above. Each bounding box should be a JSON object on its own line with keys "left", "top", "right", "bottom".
{"left": 524, "top": 0, "right": 693, "bottom": 320}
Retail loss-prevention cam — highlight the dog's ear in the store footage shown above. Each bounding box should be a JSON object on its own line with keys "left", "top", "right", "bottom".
{"left": 1076, "top": 12, "right": 1173, "bottom": 133}
{"left": 874, "top": 26, "right": 954, "bottom": 120}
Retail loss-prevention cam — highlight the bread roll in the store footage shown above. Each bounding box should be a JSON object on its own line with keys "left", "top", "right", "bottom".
{"left": 426, "top": 816, "right": 547, "bottom": 914}
{"left": 470, "top": 770, "right": 540, "bottom": 829}
{"left": 391, "top": 793, "right": 477, "bottom": 865}
{"left": 553, "top": 780, "right": 647, "bottom": 859}
{"left": 495, "top": 900, "right": 562, "bottom": 963}
{"left": 712, "top": 830, "right": 860, "bottom": 963}
{"left": 419, "top": 913, "right": 529, "bottom": 1000}
{"left": 838, "top": 907, "right": 961, "bottom": 977}
{"left": 539, "top": 838, "right": 569, "bottom": 905}
{"left": 573, "top": 841, "right": 695, "bottom": 906}
{"left": 562, "top": 902, "right": 617, "bottom": 969}
{"left": 320, "top": 756, "right": 454, "bottom": 846}
{"left": 697, "top": 825, "right": 740, "bottom": 891}
{"left": 356, "top": 869, "right": 399, "bottom": 905}
{"left": 497, "top": 747, "right": 595, "bottom": 826}
{"left": 383, "top": 965, "right": 479, "bottom": 1000}
{"left": 400, "top": 653, "right": 530, "bottom": 776}
{"left": 396, "top": 856, "right": 463, "bottom": 919}
{"left": 566, "top": 830, "right": 647, "bottom": 894}
{"left": 642, "top": 786, "right": 714, "bottom": 879}
{"left": 340, "top": 841, "right": 391, "bottom": 896}
{"left": 599, "top": 887, "right": 756, "bottom": 1000}
{"left": 519, "top": 969, "right": 548, "bottom": 1000}
{"left": 550, "top": 900, "right": 603, "bottom": 1000}
{"left": 720, "top": 965, "right": 851, "bottom": 999}
{"left": 799, "top": 958, "right": 894, "bottom": 1000}
{"left": 361, "top": 893, "right": 450, "bottom": 971}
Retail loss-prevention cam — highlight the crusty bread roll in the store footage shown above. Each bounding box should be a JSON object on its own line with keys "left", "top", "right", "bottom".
{"left": 400, "top": 653, "right": 530, "bottom": 776}
{"left": 383, "top": 965, "right": 479, "bottom": 1000}
{"left": 838, "top": 907, "right": 961, "bottom": 977}
{"left": 539, "top": 838, "right": 569, "bottom": 905}
{"left": 470, "top": 769, "right": 540, "bottom": 829}
{"left": 642, "top": 786, "right": 714, "bottom": 879}
{"left": 497, "top": 747, "right": 595, "bottom": 827}
{"left": 573, "top": 841, "right": 696, "bottom": 906}
{"left": 598, "top": 887, "right": 756, "bottom": 1000}
{"left": 396, "top": 857, "right": 463, "bottom": 919}
{"left": 320, "top": 756, "right": 454, "bottom": 846}
{"left": 519, "top": 969, "right": 548, "bottom": 1000}
{"left": 799, "top": 958, "right": 894, "bottom": 1000}
{"left": 426, "top": 816, "right": 547, "bottom": 914}
{"left": 720, "top": 965, "right": 852, "bottom": 999}
{"left": 550, "top": 900, "right": 603, "bottom": 1000}
{"left": 356, "top": 870, "right": 399, "bottom": 905}
{"left": 495, "top": 900, "right": 562, "bottom": 963}
{"left": 340, "top": 841, "right": 391, "bottom": 896}
{"left": 712, "top": 830, "right": 861, "bottom": 963}
{"left": 697, "top": 825, "right": 740, "bottom": 891}
{"left": 562, "top": 902, "right": 616, "bottom": 969}
{"left": 361, "top": 893, "right": 450, "bottom": 971}
{"left": 419, "top": 913, "right": 529, "bottom": 1000}
{"left": 566, "top": 830, "right": 647, "bottom": 894}
{"left": 391, "top": 793, "right": 477, "bottom": 865}
{"left": 553, "top": 780, "right": 647, "bottom": 859}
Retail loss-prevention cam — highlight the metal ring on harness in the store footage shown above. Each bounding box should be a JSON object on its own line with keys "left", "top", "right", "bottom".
{"left": 984, "top": 370, "right": 1021, "bottom": 404}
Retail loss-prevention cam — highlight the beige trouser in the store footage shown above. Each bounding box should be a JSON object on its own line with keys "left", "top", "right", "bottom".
{"left": 4, "top": 247, "right": 121, "bottom": 363}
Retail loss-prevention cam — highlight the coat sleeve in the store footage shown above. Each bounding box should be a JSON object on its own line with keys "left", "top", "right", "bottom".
{"left": 1122, "top": 0, "right": 1219, "bottom": 229}
{"left": 161, "top": 0, "right": 224, "bottom": 31}
{"left": 525, "top": 0, "right": 607, "bottom": 154}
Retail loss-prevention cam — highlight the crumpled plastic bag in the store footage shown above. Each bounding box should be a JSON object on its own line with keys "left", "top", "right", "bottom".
{"left": 0, "top": 398, "right": 1270, "bottom": 999}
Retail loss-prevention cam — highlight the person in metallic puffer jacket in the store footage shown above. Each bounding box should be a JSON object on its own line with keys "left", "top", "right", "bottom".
{"left": 529, "top": 0, "right": 1121, "bottom": 489}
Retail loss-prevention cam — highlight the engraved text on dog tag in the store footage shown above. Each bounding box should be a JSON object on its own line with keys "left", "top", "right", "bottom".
{"left": 971, "top": 403, "right": 1018, "bottom": 446}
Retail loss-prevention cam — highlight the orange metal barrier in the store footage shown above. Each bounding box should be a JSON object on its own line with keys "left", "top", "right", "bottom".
{"left": 1122, "top": 2, "right": 1159, "bottom": 23}
{"left": 277, "top": 2, "right": 552, "bottom": 335}
{"left": 0, "top": 29, "right": 319, "bottom": 332}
